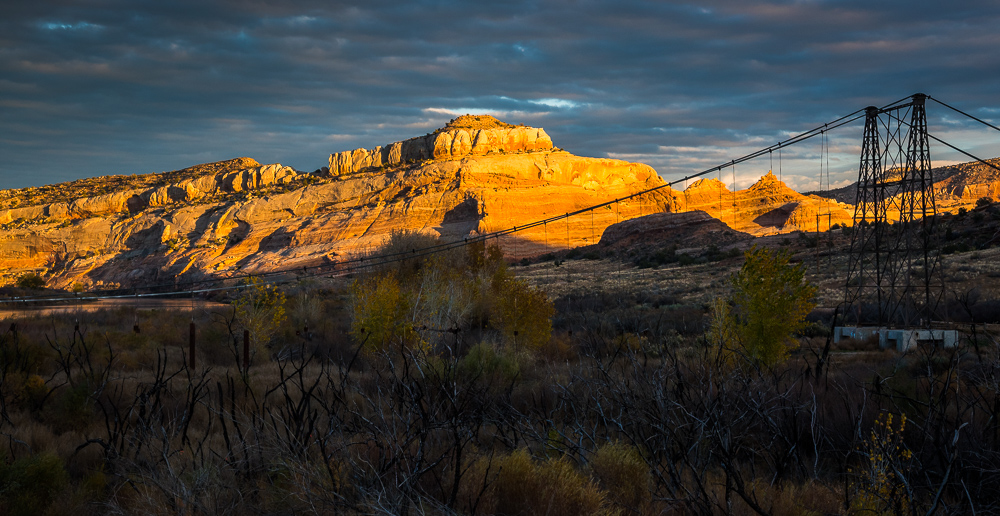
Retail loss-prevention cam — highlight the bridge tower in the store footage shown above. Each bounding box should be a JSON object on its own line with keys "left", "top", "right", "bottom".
{"left": 844, "top": 93, "right": 944, "bottom": 327}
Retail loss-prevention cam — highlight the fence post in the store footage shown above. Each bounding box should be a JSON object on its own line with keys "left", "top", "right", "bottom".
{"left": 243, "top": 329, "right": 250, "bottom": 370}
{"left": 189, "top": 322, "right": 196, "bottom": 369}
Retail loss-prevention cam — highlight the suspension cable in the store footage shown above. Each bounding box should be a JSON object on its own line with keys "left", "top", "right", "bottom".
{"left": 926, "top": 133, "right": 1000, "bottom": 174}
{"left": 929, "top": 96, "right": 1000, "bottom": 133}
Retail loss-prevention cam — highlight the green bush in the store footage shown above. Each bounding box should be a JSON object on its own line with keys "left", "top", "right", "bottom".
{"left": 15, "top": 273, "right": 45, "bottom": 289}
{"left": 459, "top": 342, "right": 521, "bottom": 384}
{"left": 0, "top": 452, "right": 68, "bottom": 516}
{"left": 234, "top": 276, "right": 287, "bottom": 362}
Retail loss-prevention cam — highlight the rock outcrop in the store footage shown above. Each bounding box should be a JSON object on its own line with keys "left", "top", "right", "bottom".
{"left": 9, "top": 115, "right": 979, "bottom": 291}
{"left": 677, "top": 172, "right": 854, "bottom": 236}
{"left": 0, "top": 162, "right": 301, "bottom": 224}
{"left": 329, "top": 116, "right": 553, "bottom": 176}
{"left": 599, "top": 210, "right": 753, "bottom": 250}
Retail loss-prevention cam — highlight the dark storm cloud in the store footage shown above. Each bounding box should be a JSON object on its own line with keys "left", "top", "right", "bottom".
{"left": 2, "top": 0, "right": 999, "bottom": 190}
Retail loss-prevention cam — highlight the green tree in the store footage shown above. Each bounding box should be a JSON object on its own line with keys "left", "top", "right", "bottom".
{"left": 727, "top": 246, "right": 817, "bottom": 367}
{"left": 491, "top": 276, "right": 554, "bottom": 352}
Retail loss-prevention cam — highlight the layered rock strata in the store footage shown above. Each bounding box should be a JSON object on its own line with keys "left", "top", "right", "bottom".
{"left": 0, "top": 123, "right": 667, "bottom": 289}
{"left": 329, "top": 125, "right": 553, "bottom": 176}
{"left": 0, "top": 163, "right": 301, "bottom": 224}
{"left": 8, "top": 116, "right": 960, "bottom": 291}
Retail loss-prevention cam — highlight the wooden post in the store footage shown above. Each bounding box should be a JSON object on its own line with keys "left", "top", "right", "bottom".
{"left": 189, "top": 322, "right": 196, "bottom": 369}
{"left": 243, "top": 329, "right": 250, "bottom": 370}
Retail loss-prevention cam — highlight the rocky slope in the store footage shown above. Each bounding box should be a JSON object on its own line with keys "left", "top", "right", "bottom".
{"left": 3, "top": 114, "right": 937, "bottom": 291}
{"left": 0, "top": 116, "right": 672, "bottom": 289}
{"left": 676, "top": 172, "right": 854, "bottom": 236}
{"left": 816, "top": 157, "right": 1000, "bottom": 214}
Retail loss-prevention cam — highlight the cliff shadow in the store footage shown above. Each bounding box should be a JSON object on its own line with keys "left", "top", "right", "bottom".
{"left": 752, "top": 202, "right": 797, "bottom": 230}
{"left": 228, "top": 225, "right": 296, "bottom": 273}
{"left": 124, "top": 221, "right": 167, "bottom": 250}
{"left": 435, "top": 196, "right": 484, "bottom": 239}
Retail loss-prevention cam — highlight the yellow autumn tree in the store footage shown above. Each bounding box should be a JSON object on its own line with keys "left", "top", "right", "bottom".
{"left": 850, "top": 412, "right": 913, "bottom": 515}
{"left": 348, "top": 232, "right": 554, "bottom": 355}
{"left": 349, "top": 274, "right": 422, "bottom": 353}
{"left": 234, "top": 276, "right": 287, "bottom": 362}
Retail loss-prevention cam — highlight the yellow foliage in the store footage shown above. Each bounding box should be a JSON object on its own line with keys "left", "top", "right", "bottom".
{"left": 474, "top": 448, "right": 615, "bottom": 516}
{"left": 349, "top": 236, "right": 555, "bottom": 356}
{"left": 22, "top": 374, "right": 47, "bottom": 408}
{"left": 349, "top": 274, "right": 422, "bottom": 353}
{"left": 491, "top": 276, "right": 554, "bottom": 352}
{"left": 233, "top": 276, "right": 287, "bottom": 362}
{"left": 850, "top": 412, "right": 912, "bottom": 515}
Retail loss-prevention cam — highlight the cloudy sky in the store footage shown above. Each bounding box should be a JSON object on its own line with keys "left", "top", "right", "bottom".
{"left": 2, "top": 0, "right": 999, "bottom": 191}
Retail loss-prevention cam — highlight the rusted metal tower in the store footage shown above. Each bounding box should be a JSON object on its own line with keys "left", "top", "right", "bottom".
{"left": 844, "top": 93, "right": 943, "bottom": 327}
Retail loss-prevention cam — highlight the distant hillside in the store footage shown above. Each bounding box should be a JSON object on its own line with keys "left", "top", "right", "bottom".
{"left": 810, "top": 157, "right": 1000, "bottom": 212}
{"left": 9, "top": 117, "right": 974, "bottom": 291}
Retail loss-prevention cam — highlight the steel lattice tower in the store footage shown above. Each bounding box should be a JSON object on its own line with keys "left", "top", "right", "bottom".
{"left": 844, "top": 93, "right": 943, "bottom": 327}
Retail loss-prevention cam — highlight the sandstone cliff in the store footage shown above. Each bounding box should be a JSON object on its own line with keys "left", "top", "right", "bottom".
{"left": 328, "top": 115, "right": 554, "bottom": 176}
{"left": 7, "top": 114, "right": 948, "bottom": 291}
{"left": 0, "top": 160, "right": 302, "bottom": 224}
{"left": 0, "top": 118, "right": 670, "bottom": 289}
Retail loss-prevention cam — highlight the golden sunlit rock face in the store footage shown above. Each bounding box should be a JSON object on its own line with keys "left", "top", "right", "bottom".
{"left": 0, "top": 121, "right": 668, "bottom": 289}
{"left": 3, "top": 117, "right": 990, "bottom": 290}
{"left": 678, "top": 172, "right": 855, "bottom": 236}
{"left": 328, "top": 115, "right": 555, "bottom": 176}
